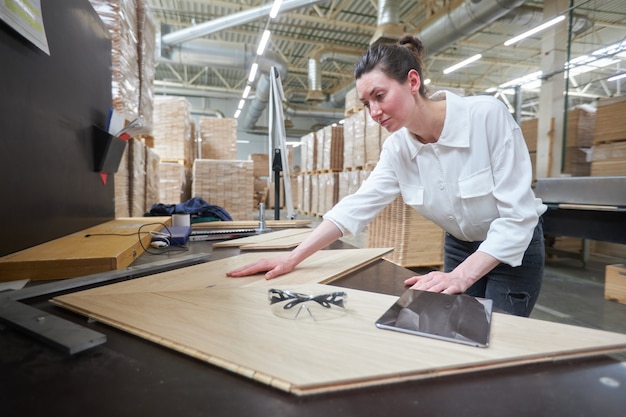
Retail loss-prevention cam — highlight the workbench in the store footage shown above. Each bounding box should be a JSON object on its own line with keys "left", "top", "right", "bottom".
{"left": 1, "top": 239, "right": 625, "bottom": 416}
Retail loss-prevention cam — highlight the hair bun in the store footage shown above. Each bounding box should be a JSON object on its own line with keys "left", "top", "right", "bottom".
{"left": 398, "top": 34, "right": 424, "bottom": 57}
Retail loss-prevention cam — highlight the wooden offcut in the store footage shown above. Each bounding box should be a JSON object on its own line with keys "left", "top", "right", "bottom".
{"left": 0, "top": 217, "right": 170, "bottom": 282}
{"left": 212, "top": 228, "right": 313, "bottom": 250}
{"left": 52, "top": 249, "right": 626, "bottom": 396}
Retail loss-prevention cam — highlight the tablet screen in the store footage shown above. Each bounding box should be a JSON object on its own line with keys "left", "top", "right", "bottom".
{"left": 375, "top": 289, "right": 493, "bottom": 348}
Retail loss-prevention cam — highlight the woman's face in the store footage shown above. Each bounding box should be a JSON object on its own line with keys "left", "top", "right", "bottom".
{"left": 356, "top": 68, "right": 419, "bottom": 133}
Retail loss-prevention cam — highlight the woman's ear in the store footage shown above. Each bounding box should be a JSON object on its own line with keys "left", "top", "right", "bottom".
{"left": 407, "top": 69, "right": 421, "bottom": 95}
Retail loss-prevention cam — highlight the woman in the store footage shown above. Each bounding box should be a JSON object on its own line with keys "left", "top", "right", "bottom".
{"left": 228, "top": 35, "right": 546, "bottom": 317}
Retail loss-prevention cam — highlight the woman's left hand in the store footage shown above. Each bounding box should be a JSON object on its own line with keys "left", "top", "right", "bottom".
{"left": 404, "top": 270, "right": 470, "bottom": 295}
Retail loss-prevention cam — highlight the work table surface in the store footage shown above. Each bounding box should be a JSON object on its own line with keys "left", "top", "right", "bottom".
{"left": 1, "top": 239, "right": 625, "bottom": 416}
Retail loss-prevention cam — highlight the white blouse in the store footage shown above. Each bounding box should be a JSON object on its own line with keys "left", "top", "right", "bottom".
{"left": 324, "top": 90, "right": 546, "bottom": 267}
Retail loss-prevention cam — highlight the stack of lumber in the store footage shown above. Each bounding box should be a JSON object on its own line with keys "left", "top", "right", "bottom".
{"left": 158, "top": 161, "right": 190, "bottom": 204}
{"left": 152, "top": 96, "right": 194, "bottom": 167}
{"left": 129, "top": 138, "right": 147, "bottom": 217}
{"left": 591, "top": 96, "right": 626, "bottom": 176}
{"left": 590, "top": 96, "right": 626, "bottom": 259}
{"left": 192, "top": 160, "right": 254, "bottom": 220}
{"left": 137, "top": 0, "right": 156, "bottom": 134}
{"left": 319, "top": 125, "right": 344, "bottom": 172}
{"left": 198, "top": 117, "right": 237, "bottom": 160}
{"left": 343, "top": 111, "right": 366, "bottom": 169}
{"left": 114, "top": 145, "right": 130, "bottom": 217}
{"left": 89, "top": 0, "right": 140, "bottom": 122}
{"left": 300, "top": 132, "right": 317, "bottom": 173}
{"left": 344, "top": 87, "right": 364, "bottom": 116}
{"left": 364, "top": 111, "right": 381, "bottom": 168}
{"left": 368, "top": 196, "right": 445, "bottom": 268}
{"left": 563, "top": 106, "right": 595, "bottom": 176}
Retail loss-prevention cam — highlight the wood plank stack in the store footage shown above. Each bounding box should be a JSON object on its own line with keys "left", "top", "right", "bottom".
{"left": 365, "top": 111, "right": 381, "bottom": 168}
{"left": 192, "top": 160, "right": 254, "bottom": 220}
{"left": 343, "top": 110, "right": 366, "bottom": 169}
{"left": 199, "top": 117, "right": 237, "bottom": 160}
{"left": 563, "top": 106, "right": 595, "bottom": 176}
{"left": 158, "top": 161, "right": 190, "bottom": 204}
{"left": 152, "top": 96, "right": 194, "bottom": 167}
{"left": 89, "top": 0, "right": 140, "bottom": 122}
{"left": 589, "top": 96, "right": 626, "bottom": 260}
{"left": 319, "top": 125, "right": 344, "bottom": 171}
{"left": 368, "top": 196, "right": 445, "bottom": 268}
{"left": 129, "top": 138, "right": 147, "bottom": 217}
{"left": 137, "top": 0, "right": 156, "bottom": 134}
{"left": 114, "top": 145, "right": 131, "bottom": 217}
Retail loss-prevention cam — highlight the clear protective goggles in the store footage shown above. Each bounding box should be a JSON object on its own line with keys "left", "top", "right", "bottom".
{"left": 268, "top": 288, "right": 348, "bottom": 321}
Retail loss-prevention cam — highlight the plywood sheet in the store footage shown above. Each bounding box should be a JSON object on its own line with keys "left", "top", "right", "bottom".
{"left": 53, "top": 277, "right": 626, "bottom": 396}
{"left": 213, "top": 228, "right": 313, "bottom": 249}
{"left": 0, "top": 217, "right": 171, "bottom": 282}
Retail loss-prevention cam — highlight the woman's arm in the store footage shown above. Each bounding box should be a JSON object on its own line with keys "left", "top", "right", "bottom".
{"left": 226, "top": 219, "right": 343, "bottom": 279}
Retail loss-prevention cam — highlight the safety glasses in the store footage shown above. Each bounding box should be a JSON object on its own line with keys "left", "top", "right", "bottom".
{"left": 268, "top": 288, "right": 348, "bottom": 321}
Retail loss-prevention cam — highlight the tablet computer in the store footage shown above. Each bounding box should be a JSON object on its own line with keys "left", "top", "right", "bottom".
{"left": 375, "top": 289, "right": 493, "bottom": 348}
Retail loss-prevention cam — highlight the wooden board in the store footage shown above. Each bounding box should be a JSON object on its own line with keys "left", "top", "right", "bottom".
{"left": 52, "top": 249, "right": 626, "bottom": 396}
{"left": 0, "top": 217, "right": 171, "bottom": 282}
{"left": 192, "top": 220, "right": 312, "bottom": 230}
{"left": 212, "top": 228, "right": 313, "bottom": 249}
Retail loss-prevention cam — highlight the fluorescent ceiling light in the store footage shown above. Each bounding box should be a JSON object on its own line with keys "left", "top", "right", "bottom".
{"left": 242, "top": 85, "right": 251, "bottom": 99}
{"left": 237, "top": 99, "right": 245, "bottom": 110}
{"left": 234, "top": 109, "right": 241, "bottom": 119}
{"left": 443, "top": 54, "right": 482, "bottom": 75}
{"left": 285, "top": 141, "right": 301, "bottom": 147}
{"left": 257, "top": 30, "right": 271, "bottom": 55}
{"left": 608, "top": 72, "right": 626, "bottom": 82}
{"left": 248, "top": 62, "right": 258, "bottom": 82}
{"left": 237, "top": 140, "right": 250, "bottom": 144}
{"left": 270, "top": 0, "right": 283, "bottom": 18}
{"left": 423, "top": 78, "right": 431, "bottom": 85}
{"left": 504, "top": 15, "right": 565, "bottom": 46}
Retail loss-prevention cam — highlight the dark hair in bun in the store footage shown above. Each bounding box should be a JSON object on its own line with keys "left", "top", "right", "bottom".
{"left": 354, "top": 34, "right": 427, "bottom": 96}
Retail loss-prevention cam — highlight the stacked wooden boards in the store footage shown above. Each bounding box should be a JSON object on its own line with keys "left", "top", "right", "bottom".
{"left": 52, "top": 249, "right": 626, "bottom": 396}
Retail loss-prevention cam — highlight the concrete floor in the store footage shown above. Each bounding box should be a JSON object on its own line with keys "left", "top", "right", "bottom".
{"left": 297, "top": 213, "right": 626, "bottom": 361}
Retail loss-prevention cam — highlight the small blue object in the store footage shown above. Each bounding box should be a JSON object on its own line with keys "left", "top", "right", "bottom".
{"left": 151, "top": 226, "right": 192, "bottom": 246}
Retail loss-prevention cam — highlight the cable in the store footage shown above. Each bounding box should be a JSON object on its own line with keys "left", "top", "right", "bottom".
{"left": 84, "top": 222, "right": 189, "bottom": 256}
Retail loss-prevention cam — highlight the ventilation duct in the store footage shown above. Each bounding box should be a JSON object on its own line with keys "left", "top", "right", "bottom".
{"left": 500, "top": 6, "right": 593, "bottom": 36}
{"left": 416, "top": 0, "right": 526, "bottom": 57}
{"left": 306, "top": 47, "right": 363, "bottom": 103}
{"left": 370, "top": 0, "right": 405, "bottom": 46}
{"left": 161, "top": 0, "right": 330, "bottom": 46}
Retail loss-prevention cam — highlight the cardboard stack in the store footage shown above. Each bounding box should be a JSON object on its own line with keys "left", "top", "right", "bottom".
{"left": 192, "top": 160, "right": 254, "bottom": 220}
{"left": 114, "top": 146, "right": 130, "bottom": 217}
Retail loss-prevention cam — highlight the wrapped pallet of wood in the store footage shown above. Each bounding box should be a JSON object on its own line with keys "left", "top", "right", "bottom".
{"left": 594, "top": 96, "right": 626, "bottom": 145}
{"left": 320, "top": 125, "right": 344, "bottom": 171}
{"left": 300, "top": 132, "right": 316, "bottom": 173}
{"left": 199, "top": 117, "right": 237, "bottom": 160}
{"left": 310, "top": 174, "right": 319, "bottom": 216}
{"left": 365, "top": 111, "right": 380, "bottom": 168}
{"left": 145, "top": 145, "right": 160, "bottom": 209}
{"left": 114, "top": 145, "right": 130, "bottom": 218}
{"left": 368, "top": 196, "right": 445, "bottom": 268}
{"left": 342, "top": 111, "right": 366, "bottom": 170}
{"left": 562, "top": 106, "right": 596, "bottom": 176}
{"left": 152, "top": 96, "right": 194, "bottom": 167}
{"left": 129, "top": 138, "right": 146, "bottom": 217}
{"left": 344, "top": 87, "right": 364, "bottom": 116}
{"left": 315, "top": 127, "right": 325, "bottom": 171}
{"left": 89, "top": 0, "right": 139, "bottom": 122}
{"left": 158, "top": 161, "right": 188, "bottom": 204}
{"left": 192, "top": 160, "right": 254, "bottom": 220}
{"left": 137, "top": 0, "right": 156, "bottom": 134}
{"left": 302, "top": 173, "right": 311, "bottom": 215}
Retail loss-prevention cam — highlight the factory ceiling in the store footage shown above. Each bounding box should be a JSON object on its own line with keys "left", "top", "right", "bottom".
{"left": 148, "top": 0, "right": 626, "bottom": 121}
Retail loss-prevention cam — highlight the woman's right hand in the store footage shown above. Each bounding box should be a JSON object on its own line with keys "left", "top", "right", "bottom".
{"left": 226, "top": 255, "right": 296, "bottom": 280}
